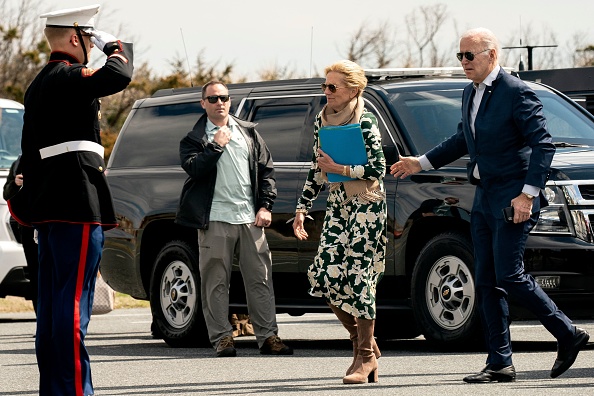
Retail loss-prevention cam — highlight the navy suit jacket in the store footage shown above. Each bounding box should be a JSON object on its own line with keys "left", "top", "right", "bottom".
{"left": 425, "top": 67, "right": 555, "bottom": 219}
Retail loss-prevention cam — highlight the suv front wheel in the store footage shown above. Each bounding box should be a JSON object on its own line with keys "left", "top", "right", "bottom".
{"left": 411, "top": 232, "right": 482, "bottom": 346}
{"left": 150, "top": 240, "right": 208, "bottom": 347}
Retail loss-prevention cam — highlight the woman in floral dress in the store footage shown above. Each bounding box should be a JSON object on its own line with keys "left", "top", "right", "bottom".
{"left": 292, "top": 60, "right": 387, "bottom": 384}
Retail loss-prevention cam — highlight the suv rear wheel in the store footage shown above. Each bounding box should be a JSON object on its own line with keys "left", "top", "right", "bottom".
{"left": 150, "top": 240, "right": 208, "bottom": 347}
{"left": 411, "top": 232, "right": 482, "bottom": 346}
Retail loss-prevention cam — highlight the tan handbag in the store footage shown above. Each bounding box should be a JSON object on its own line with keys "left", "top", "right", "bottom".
{"left": 92, "top": 271, "right": 115, "bottom": 315}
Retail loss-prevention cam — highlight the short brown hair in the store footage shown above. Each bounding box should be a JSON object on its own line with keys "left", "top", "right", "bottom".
{"left": 324, "top": 60, "right": 366, "bottom": 97}
{"left": 201, "top": 80, "right": 228, "bottom": 98}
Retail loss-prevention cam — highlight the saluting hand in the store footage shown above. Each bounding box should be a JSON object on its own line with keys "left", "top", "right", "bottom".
{"left": 90, "top": 30, "right": 118, "bottom": 53}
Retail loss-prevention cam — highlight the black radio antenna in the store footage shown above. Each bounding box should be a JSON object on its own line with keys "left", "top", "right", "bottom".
{"left": 180, "top": 28, "right": 194, "bottom": 87}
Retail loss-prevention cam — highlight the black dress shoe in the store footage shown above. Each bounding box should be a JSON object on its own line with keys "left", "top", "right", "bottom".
{"left": 463, "top": 365, "right": 516, "bottom": 383}
{"left": 551, "top": 327, "right": 590, "bottom": 378}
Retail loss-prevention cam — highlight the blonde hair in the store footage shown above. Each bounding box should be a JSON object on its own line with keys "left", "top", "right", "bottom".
{"left": 324, "top": 60, "right": 366, "bottom": 97}
{"left": 43, "top": 27, "right": 75, "bottom": 43}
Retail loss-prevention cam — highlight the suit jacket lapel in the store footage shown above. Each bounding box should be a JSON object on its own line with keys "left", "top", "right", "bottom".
{"left": 462, "top": 85, "right": 476, "bottom": 147}
{"left": 476, "top": 68, "right": 504, "bottom": 118}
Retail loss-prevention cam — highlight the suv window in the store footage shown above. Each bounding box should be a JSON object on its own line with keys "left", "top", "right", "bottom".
{"left": 385, "top": 84, "right": 594, "bottom": 154}
{"left": 386, "top": 89, "right": 463, "bottom": 154}
{"left": 242, "top": 96, "right": 323, "bottom": 162}
{"left": 0, "top": 106, "right": 24, "bottom": 169}
{"left": 110, "top": 102, "right": 203, "bottom": 168}
{"left": 251, "top": 103, "right": 307, "bottom": 162}
{"left": 538, "top": 91, "right": 594, "bottom": 144}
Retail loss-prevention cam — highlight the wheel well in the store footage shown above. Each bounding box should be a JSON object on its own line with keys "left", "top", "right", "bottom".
{"left": 138, "top": 219, "right": 198, "bottom": 296}
{"left": 404, "top": 216, "right": 470, "bottom": 281}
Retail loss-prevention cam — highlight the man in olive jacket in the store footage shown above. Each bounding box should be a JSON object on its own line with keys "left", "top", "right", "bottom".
{"left": 175, "top": 80, "right": 292, "bottom": 358}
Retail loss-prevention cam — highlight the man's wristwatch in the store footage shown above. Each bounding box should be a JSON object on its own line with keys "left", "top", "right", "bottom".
{"left": 522, "top": 192, "right": 535, "bottom": 200}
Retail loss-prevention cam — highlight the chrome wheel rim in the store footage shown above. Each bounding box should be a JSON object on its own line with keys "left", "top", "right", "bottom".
{"left": 159, "top": 260, "right": 197, "bottom": 329}
{"left": 425, "top": 255, "right": 475, "bottom": 330}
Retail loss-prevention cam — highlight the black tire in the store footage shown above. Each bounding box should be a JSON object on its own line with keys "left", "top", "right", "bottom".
{"left": 150, "top": 240, "right": 209, "bottom": 347}
{"left": 411, "top": 232, "right": 482, "bottom": 347}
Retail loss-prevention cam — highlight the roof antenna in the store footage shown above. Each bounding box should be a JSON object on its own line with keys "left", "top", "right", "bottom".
{"left": 180, "top": 28, "right": 194, "bottom": 87}
{"left": 518, "top": 16, "right": 525, "bottom": 71}
{"left": 310, "top": 26, "right": 314, "bottom": 78}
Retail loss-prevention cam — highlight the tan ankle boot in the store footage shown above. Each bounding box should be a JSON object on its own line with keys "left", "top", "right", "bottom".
{"left": 343, "top": 318, "right": 378, "bottom": 384}
{"left": 327, "top": 303, "right": 381, "bottom": 376}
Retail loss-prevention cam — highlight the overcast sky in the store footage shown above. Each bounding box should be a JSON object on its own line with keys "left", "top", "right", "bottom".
{"left": 29, "top": 0, "right": 594, "bottom": 80}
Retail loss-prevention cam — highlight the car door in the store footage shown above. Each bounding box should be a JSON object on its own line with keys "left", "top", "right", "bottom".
{"left": 238, "top": 93, "right": 324, "bottom": 305}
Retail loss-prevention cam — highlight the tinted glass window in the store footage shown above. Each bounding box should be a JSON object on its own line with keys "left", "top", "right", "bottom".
{"left": 111, "top": 102, "right": 203, "bottom": 168}
{"left": 250, "top": 103, "right": 308, "bottom": 162}
{"left": 386, "top": 84, "right": 594, "bottom": 154}
{"left": 0, "top": 107, "right": 24, "bottom": 169}
{"left": 387, "top": 89, "right": 462, "bottom": 154}
{"left": 536, "top": 89, "right": 594, "bottom": 145}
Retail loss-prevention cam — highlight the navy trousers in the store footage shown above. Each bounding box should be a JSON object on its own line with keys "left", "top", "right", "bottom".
{"left": 471, "top": 197, "right": 574, "bottom": 367}
{"left": 35, "top": 223, "right": 104, "bottom": 396}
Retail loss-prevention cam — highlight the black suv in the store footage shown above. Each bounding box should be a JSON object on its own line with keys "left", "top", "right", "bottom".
{"left": 102, "top": 68, "right": 594, "bottom": 347}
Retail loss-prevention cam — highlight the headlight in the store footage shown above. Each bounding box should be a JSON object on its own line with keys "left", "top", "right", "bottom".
{"left": 532, "top": 182, "right": 594, "bottom": 243}
{"left": 532, "top": 186, "right": 571, "bottom": 234}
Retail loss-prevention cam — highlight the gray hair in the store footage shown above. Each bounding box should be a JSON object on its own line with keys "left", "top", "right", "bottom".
{"left": 461, "top": 28, "right": 500, "bottom": 59}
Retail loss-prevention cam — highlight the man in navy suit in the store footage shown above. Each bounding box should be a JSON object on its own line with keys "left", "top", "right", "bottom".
{"left": 390, "top": 27, "right": 588, "bottom": 383}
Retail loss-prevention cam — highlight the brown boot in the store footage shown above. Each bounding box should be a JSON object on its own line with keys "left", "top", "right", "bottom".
{"left": 327, "top": 303, "right": 381, "bottom": 376}
{"left": 343, "top": 318, "right": 378, "bottom": 384}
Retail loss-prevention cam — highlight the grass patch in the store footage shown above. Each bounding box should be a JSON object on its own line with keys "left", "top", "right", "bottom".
{"left": 0, "top": 293, "right": 149, "bottom": 313}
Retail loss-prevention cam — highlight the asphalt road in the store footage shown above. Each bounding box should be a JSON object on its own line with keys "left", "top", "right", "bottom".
{"left": 1, "top": 308, "right": 594, "bottom": 395}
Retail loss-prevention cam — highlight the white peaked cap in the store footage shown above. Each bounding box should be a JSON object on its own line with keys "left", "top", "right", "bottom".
{"left": 40, "top": 4, "right": 100, "bottom": 30}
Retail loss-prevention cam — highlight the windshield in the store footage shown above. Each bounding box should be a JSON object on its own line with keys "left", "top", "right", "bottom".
{"left": 385, "top": 83, "right": 594, "bottom": 154}
{"left": 0, "top": 106, "right": 23, "bottom": 169}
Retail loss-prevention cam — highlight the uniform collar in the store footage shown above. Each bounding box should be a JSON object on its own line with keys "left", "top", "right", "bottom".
{"left": 49, "top": 51, "right": 81, "bottom": 64}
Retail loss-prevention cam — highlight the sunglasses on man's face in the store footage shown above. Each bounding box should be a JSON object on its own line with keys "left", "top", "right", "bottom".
{"left": 456, "top": 49, "right": 490, "bottom": 62}
{"left": 204, "top": 95, "right": 230, "bottom": 104}
{"left": 321, "top": 83, "right": 347, "bottom": 93}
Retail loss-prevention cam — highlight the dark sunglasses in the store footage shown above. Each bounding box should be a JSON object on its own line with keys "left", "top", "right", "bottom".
{"left": 456, "top": 49, "right": 490, "bottom": 62}
{"left": 321, "top": 83, "right": 347, "bottom": 93}
{"left": 204, "top": 95, "right": 230, "bottom": 103}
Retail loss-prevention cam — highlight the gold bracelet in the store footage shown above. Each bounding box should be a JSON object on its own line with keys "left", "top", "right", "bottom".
{"left": 342, "top": 166, "right": 348, "bottom": 176}
{"left": 295, "top": 208, "right": 307, "bottom": 214}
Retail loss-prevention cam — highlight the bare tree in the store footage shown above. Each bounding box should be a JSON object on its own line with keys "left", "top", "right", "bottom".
{"left": 405, "top": 4, "right": 448, "bottom": 67}
{"left": 0, "top": 0, "right": 47, "bottom": 102}
{"left": 341, "top": 20, "right": 397, "bottom": 68}
{"left": 568, "top": 31, "right": 594, "bottom": 67}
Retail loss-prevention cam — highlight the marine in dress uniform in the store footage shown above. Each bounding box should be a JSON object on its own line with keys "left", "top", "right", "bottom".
{"left": 8, "top": 4, "right": 134, "bottom": 395}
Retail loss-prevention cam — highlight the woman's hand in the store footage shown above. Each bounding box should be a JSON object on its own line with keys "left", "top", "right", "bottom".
{"left": 317, "top": 148, "right": 343, "bottom": 175}
{"left": 292, "top": 212, "right": 308, "bottom": 240}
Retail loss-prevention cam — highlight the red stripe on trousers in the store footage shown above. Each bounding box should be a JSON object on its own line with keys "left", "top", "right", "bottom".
{"left": 74, "top": 224, "right": 90, "bottom": 396}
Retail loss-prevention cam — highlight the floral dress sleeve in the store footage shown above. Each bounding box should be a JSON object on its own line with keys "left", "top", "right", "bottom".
{"left": 350, "top": 111, "right": 385, "bottom": 181}
{"left": 296, "top": 113, "right": 325, "bottom": 213}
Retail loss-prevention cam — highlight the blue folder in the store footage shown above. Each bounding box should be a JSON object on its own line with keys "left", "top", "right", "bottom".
{"left": 318, "top": 123, "right": 367, "bottom": 182}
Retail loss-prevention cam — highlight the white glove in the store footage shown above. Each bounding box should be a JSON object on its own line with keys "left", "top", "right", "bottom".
{"left": 90, "top": 30, "right": 118, "bottom": 53}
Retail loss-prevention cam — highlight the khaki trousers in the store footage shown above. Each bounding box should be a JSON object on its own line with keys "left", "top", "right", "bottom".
{"left": 198, "top": 221, "right": 278, "bottom": 348}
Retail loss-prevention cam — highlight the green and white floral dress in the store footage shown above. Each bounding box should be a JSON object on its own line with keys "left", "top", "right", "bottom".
{"left": 296, "top": 110, "right": 387, "bottom": 320}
